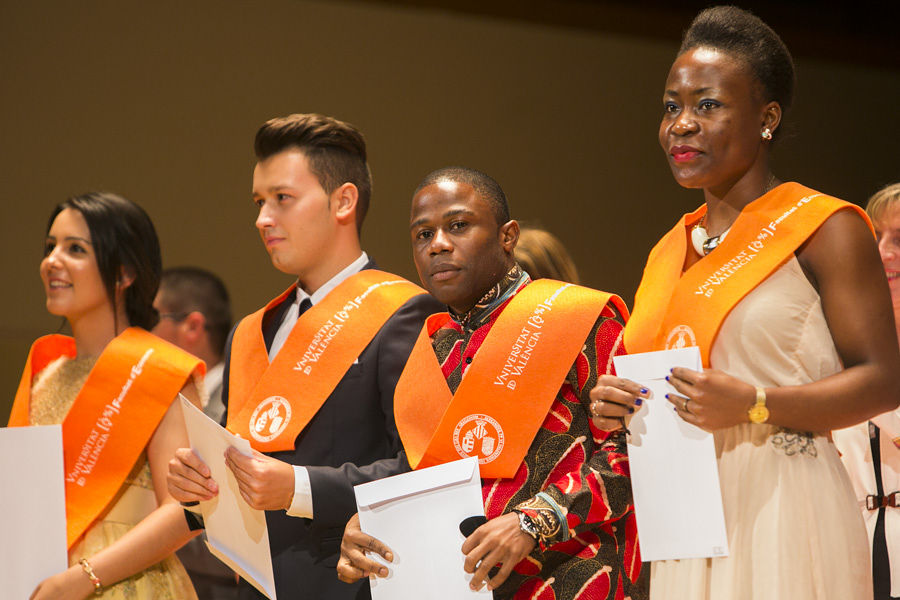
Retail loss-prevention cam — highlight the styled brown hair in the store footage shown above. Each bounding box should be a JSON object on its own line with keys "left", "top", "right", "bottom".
{"left": 254, "top": 113, "right": 372, "bottom": 232}
{"left": 515, "top": 227, "right": 580, "bottom": 284}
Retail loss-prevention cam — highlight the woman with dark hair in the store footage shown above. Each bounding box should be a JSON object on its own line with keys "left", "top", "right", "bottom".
{"left": 590, "top": 6, "right": 900, "bottom": 598}
{"left": 9, "top": 192, "right": 203, "bottom": 599}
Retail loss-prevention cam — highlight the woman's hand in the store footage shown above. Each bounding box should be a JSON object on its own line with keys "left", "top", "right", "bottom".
{"left": 588, "top": 375, "right": 651, "bottom": 431}
{"left": 666, "top": 367, "right": 755, "bottom": 431}
{"left": 30, "top": 566, "right": 94, "bottom": 600}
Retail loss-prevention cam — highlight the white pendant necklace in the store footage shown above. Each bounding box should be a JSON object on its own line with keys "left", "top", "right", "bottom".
{"left": 691, "top": 219, "right": 730, "bottom": 256}
{"left": 692, "top": 175, "right": 777, "bottom": 256}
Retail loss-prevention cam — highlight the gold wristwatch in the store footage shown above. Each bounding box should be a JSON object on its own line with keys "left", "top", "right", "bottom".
{"left": 748, "top": 386, "right": 769, "bottom": 424}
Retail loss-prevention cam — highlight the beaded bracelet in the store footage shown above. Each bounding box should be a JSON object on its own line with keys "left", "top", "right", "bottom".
{"left": 78, "top": 558, "right": 103, "bottom": 595}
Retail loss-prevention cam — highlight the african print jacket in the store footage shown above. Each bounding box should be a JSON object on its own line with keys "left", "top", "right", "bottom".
{"left": 434, "top": 265, "right": 648, "bottom": 600}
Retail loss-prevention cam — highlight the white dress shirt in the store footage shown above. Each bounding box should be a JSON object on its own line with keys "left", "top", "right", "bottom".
{"left": 266, "top": 252, "right": 369, "bottom": 519}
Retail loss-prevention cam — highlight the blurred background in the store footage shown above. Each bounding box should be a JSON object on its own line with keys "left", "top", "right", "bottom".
{"left": 2, "top": 0, "right": 897, "bottom": 420}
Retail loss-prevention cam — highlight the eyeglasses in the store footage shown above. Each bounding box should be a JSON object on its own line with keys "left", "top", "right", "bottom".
{"left": 158, "top": 312, "right": 189, "bottom": 322}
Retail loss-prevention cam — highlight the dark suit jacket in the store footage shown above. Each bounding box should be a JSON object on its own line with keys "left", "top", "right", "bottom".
{"left": 222, "top": 264, "right": 441, "bottom": 600}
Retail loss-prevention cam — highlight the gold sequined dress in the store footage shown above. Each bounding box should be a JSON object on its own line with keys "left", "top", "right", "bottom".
{"left": 30, "top": 355, "right": 197, "bottom": 599}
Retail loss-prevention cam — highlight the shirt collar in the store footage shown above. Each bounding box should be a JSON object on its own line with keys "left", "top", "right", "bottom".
{"left": 203, "top": 361, "right": 224, "bottom": 395}
{"left": 449, "top": 264, "right": 527, "bottom": 330}
{"left": 295, "top": 251, "right": 369, "bottom": 307}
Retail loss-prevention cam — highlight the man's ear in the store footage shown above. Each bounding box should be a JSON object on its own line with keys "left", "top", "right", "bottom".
{"left": 499, "top": 219, "right": 520, "bottom": 254}
{"left": 182, "top": 311, "right": 207, "bottom": 342}
{"left": 333, "top": 183, "right": 359, "bottom": 226}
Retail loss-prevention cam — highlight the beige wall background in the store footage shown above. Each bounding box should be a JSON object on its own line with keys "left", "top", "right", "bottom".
{"left": 2, "top": 0, "right": 897, "bottom": 420}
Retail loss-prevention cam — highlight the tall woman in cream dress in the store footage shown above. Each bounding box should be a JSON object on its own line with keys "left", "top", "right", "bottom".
{"left": 23, "top": 192, "right": 201, "bottom": 599}
{"left": 589, "top": 7, "right": 900, "bottom": 600}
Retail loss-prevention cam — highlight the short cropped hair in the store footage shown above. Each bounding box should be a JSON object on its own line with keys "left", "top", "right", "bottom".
{"left": 157, "top": 267, "right": 232, "bottom": 357}
{"left": 866, "top": 182, "right": 900, "bottom": 227}
{"left": 680, "top": 6, "right": 795, "bottom": 139}
{"left": 254, "top": 113, "right": 372, "bottom": 232}
{"left": 48, "top": 192, "right": 161, "bottom": 330}
{"left": 516, "top": 227, "right": 580, "bottom": 284}
{"left": 415, "top": 166, "right": 510, "bottom": 226}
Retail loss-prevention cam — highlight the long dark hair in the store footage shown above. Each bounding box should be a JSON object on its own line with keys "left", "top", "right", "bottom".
{"left": 46, "top": 192, "right": 162, "bottom": 330}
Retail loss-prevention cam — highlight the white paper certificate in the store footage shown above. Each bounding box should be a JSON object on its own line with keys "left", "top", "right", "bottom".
{"left": 613, "top": 347, "right": 729, "bottom": 561}
{"left": 354, "top": 457, "right": 492, "bottom": 600}
{"left": 0, "top": 425, "right": 68, "bottom": 598}
{"left": 180, "top": 396, "right": 277, "bottom": 599}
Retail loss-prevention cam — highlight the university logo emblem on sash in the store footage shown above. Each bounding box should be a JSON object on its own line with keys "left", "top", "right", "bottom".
{"left": 249, "top": 396, "right": 292, "bottom": 443}
{"left": 666, "top": 324, "right": 697, "bottom": 350}
{"left": 453, "top": 413, "right": 505, "bottom": 464}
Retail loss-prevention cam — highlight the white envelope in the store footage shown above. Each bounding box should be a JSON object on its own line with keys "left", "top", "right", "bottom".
{"left": 0, "top": 425, "right": 68, "bottom": 598}
{"left": 614, "top": 347, "right": 729, "bottom": 561}
{"left": 180, "top": 396, "right": 277, "bottom": 599}
{"left": 354, "top": 457, "right": 492, "bottom": 600}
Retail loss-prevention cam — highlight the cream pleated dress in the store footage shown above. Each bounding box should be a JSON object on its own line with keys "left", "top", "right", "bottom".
{"left": 30, "top": 355, "right": 197, "bottom": 600}
{"left": 650, "top": 256, "right": 872, "bottom": 599}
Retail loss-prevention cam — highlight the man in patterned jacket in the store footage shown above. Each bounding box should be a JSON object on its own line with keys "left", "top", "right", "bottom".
{"left": 336, "top": 166, "right": 647, "bottom": 599}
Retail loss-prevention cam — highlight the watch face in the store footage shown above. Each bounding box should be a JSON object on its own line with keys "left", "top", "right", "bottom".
{"left": 749, "top": 404, "right": 770, "bottom": 424}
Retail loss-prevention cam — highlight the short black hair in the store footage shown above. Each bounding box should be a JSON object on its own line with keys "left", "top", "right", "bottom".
{"left": 157, "top": 267, "right": 232, "bottom": 358}
{"left": 415, "top": 166, "right": 510, "bottom": 226}
{"left": 255, "top": 113, "right": 372, "bottom": 232}
{"left": 47, "top": 192, "right": 161, "bottom": 330}
{"left": 680, "top": 6, "right": 795, "bottom": 138}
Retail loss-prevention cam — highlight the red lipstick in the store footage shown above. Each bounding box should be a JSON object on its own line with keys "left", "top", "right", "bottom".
{"left": 670, "top": 145, "right": 701, "bottom": 163}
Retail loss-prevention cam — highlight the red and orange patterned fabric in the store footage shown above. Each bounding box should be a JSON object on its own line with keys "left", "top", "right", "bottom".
{"left": 432, "top": 266, "right": 647, "bottom": 600}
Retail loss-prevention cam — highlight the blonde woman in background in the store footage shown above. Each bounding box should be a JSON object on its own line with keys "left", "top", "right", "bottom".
{"left": 515, "top": 226, "right": 580, "bottom": 284}
{"left": 835, "top": 182, "right": 900, "bottom": 600}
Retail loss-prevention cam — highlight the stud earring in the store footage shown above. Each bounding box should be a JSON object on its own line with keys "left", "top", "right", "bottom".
{"left": 761, "top": 128, "right": 773, "bottom": 141}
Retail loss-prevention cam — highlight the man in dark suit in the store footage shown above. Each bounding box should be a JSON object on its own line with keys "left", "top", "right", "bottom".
{"left": 166, "top": 113, "right": 440, "bottom": 599}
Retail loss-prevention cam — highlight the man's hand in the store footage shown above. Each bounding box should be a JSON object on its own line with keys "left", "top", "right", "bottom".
{"left": 167, "top": 447, "right": 218, "bottom": 502}
{"left": 224, "top": 447, "right": 294, "bottom": 510}
{"left": 336, "top": 513, "right": 394, "bottom": 583}
{"left": 461, "top": 512, "right": 536, "bottom": 592}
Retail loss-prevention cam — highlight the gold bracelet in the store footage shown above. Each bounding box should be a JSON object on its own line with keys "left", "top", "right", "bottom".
{"left": 78, "top": 558, "right": 102, "bottom": 595}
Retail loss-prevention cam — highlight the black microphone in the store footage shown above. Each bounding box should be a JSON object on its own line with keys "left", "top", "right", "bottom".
{"left": 459, "top": 515, "right": 487, "bottom": 537}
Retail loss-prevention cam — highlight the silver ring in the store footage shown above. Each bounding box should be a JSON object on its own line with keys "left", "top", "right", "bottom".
{"left": 683, "top": 398, "right": 690, "bottom": 413}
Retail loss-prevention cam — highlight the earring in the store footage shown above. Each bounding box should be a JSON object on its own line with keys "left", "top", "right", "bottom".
{"left": 761, "top": 128, "right": 773, "bottom": 141}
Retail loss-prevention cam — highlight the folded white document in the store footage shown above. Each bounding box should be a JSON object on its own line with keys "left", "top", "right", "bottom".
{"left": 355, "top": 457, "right": 492, "bottom": 600}
{"left": 180, "top": 396, "right": 277, "bottom": 599}
{"left": 0, "top": 425, "right": 67, "bottom": 598}
{"left": 614, "top": 347, "right": 729, "bottom": 561}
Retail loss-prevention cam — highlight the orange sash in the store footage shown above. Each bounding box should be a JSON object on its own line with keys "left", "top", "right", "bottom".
{"left": 227, "top": 270, "right": 428, "bottom": 452}
{"left": 625, "top": 182, "right": 871, "bottom": 366}
{"left": 8, "top": 328, "right": 203, "bottom": 548}
{"left": 395, "top": 279, "right": 627, "bottom": 479}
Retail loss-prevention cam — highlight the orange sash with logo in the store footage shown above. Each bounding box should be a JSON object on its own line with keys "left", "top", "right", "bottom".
{"left": 395, "top": 279, "right": 627, "bottom": 479}
{"left": 625, "top": 182, "right": 871, "bottom": 366}
{"left": 227, "top": 270, "right": 428, "bottom": 452}
{"left": 8, "top": 327, "right": 203, "bottom": 548}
